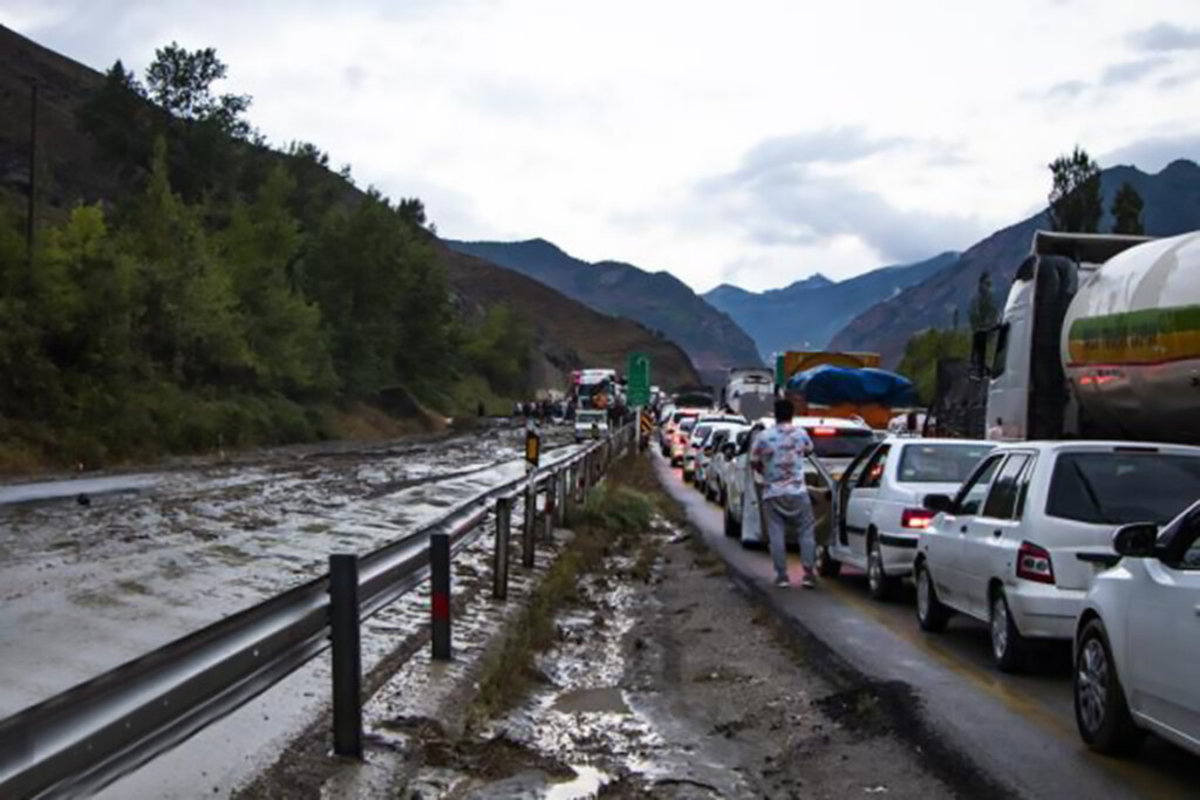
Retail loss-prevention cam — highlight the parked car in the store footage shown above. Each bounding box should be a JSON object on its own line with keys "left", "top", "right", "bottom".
{"left": 663, "top": 408, "right": 702, "bottom": 460}
{"left": 705, "top": 426, "right": 750, "bottom": 503}
{"left": 821, "top": 437, "right": 995, "bottom": 600}
{"left": 683, "top": 414, "right": 746, "bottom": 482}
{"left": 724, "top": 419, "right": 837, "bottom": 548}
{"left": 695, "top": 423, "right": 747, "bottom": 496}
{"left": 797, "top": 416, "right": 878, "bottom": 480}
{"left": 574, "top": 409, "right": 609, "bottom": 442}
{"left": 1073, "top": 501, "right": 1200, "bottom": 757}
{"left": 669, "top": 417, "right": 699, "bottom": 466}
{"left": 914, "top": 441, "right": 1200, "bottom": 672}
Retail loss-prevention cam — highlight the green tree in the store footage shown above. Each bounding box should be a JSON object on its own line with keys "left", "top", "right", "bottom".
{"left": 144, "top": 43, "right": 252, "bottom": 136}
{"left": 968, "top": 271, "right": 998, "bottom": 330}
{"left": 461, "top": 305, "right": 531, "bottom": 394}
{"left": 897, "top": 328, "right": 970, "bottom": 405}
{"left": 1111, "top": 181, "right": 1145, "bottom": 234}
{"left": 1048, "top": 146, "right": 1103, "bottom": 232}
{"left": 77, "top": 60, "right": 154, "bottom": 175}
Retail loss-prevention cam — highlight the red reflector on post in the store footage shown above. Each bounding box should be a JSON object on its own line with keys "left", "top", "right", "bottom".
{"left": 432, "top": 592, "right": 450, "bottom": 621}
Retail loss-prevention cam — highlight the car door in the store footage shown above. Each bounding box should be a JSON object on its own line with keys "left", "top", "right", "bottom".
{"left": 959, "top": 453, "right": 1032, "bottom": 619}
{"left": 1126, "top": 524, "right": 1200, "bottom": 742}
{"left": 928, "top": 454, "right": 1005, "bottom": 608}
{"left": 836, "top": 444, "right": 878, "bottom": 552}
{"left": 847, "top": 445, "right": 891, "bottom": 561}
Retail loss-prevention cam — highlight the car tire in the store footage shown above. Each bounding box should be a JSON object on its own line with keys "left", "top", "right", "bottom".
{"left": 723, "top": 502, "right": 741, "bottom": 538}
{"left": 866, "top": 534, "right": 900, "bottom": 602}
{"left": 682, "top": 469, "right": 692, "bottom": 482}
{"left": 816, "top": 545, "right": 841, "bottom": 577}
{"left": 915, "top": 560, "right": 951, "bottom": 632}
{"left": 989, "top": 589, "right": 1027, "bottom": 673}
{"left": 1074, "top": 618, "right": 1144, "bottom": 756}
{"left": 719, "top": 486, "right": 727, "bottom": 507}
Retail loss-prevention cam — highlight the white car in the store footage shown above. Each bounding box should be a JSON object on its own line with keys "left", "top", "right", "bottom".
{"left": 914, "top": 441, "right": 1200, "bottom": 672}
{"left": 574, "top": 409, "right": 609, "bottom": 442}
{"left": 695, "top": 422, "right": 748, "bottom": 497}
{"left": 724, "top": 417, "right": 853, "bottom": 547}
{"left": 822, "top": 437, "right": 994, "bottom": 600}
{"left": 704, "top": 426, "right": 750, "bottom": 503}
{"left": 669, "top": 416, "right": 699, "bottom": 466}
{"left": 663, "top": 408, "right": 702, "bottom": 461}
{"left": 683, "top": 414, "right": 745, "bottom": 482}
{"left": 1074, "top": 502, "right": 1200, "bottom": 757}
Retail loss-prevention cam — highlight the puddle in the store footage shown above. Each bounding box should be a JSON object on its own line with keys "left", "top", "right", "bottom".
{"left": 551, "top": 686, "right": 629, "bottom": 715}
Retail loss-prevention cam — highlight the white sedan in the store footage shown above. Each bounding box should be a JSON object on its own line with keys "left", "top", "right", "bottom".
{"left": 1074, "top": 502, "right": 1200, "bottom": 758}
{"left": 822, "top": 437, "right": 994, "bottom": 601}
{"left": 915, "top": 441, "right": 1200, "bottom": 672}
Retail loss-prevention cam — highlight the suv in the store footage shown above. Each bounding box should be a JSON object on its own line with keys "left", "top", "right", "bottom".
{"left": 915, "top": 441, "right": 1200, "bottom": 672}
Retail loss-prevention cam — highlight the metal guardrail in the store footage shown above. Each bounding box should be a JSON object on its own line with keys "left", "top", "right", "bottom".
{"left": 0, "top": 423, "right": 637, "bottom": 799}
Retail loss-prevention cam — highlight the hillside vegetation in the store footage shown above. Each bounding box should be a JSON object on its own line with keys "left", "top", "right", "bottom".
{"left": 0, "top": 38, "right": 532, "bottom": 468}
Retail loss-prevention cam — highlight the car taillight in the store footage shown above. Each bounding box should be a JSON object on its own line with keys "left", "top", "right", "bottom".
{"left": 900, "top": 508, "right": 933, "bottom": 530}
{"left": 811, "top": 427, "right": 838, "bottom": 436}
{"left": 1016, "top": 541, "right": 1055, "bottom": 584}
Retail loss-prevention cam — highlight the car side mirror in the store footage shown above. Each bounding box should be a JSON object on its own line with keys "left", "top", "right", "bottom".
{"left": 923, "top": 494, "right": 954, "bottom": 514}
{"left": 1113, "top": 523, "right": 1158, "bottom": 558}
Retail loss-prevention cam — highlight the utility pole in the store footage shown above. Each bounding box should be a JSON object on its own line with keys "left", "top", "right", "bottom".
{"left": 26, "top": 80, "right": 38, "bottom": 270}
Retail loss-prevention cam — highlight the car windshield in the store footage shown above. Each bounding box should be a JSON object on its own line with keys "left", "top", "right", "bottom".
{"left": 1046, "top": 451, "right": 1200, "bottom": 525}
{"left": 577, "top": 411, "right": 606, "bottom": 424}
{"left": 691, "top": 424, "right": 713, "bottom": 442}
{"left": 806, "top": 428, "right": 876, "bottom": 459}
{"left": 679, "top": 419, "right": 696, "bottom": 433}
{"left": 672, "top": 411, "right": 699, "bottom": 424}
{"left": 897, "top": 443, "right": 995, "bottom": 483}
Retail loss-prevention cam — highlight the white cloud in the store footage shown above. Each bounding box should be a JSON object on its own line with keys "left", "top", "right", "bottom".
{"left": 9, "top": 0, "right": 1200, "bottom": 293}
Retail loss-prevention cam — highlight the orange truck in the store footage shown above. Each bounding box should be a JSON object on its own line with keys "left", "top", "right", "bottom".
{"left": 774, "top": 351, "right": 895, "bottom": 429}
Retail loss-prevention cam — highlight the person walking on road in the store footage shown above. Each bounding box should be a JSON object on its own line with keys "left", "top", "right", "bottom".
{"left": 750, "top": 399, "right": 818, "bottom": 588}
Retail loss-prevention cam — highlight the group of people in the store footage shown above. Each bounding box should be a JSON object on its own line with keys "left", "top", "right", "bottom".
{"left": 512, "top": 399, "right": 569, "bottom": 423}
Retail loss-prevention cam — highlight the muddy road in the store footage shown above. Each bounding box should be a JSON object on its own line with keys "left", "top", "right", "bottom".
{"left": 0, "top": 422, "right": 574, "bottom": 719}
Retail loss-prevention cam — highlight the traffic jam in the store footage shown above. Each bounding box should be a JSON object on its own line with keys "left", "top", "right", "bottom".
{"left": 646, "top": 231, "right": 1200, "bottom": 782}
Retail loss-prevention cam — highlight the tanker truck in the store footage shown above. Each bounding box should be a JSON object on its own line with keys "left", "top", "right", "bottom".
{"left": 972, "top": 229, "right": 1200, "bottom": 443}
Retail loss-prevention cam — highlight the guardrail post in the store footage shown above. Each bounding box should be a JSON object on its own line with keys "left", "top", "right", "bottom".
{"left": 329, "top": 554, "right": 363, "bottom": 759}
{"left": 431, "top": 533, "right": 452, "bottom": 661}
{"left": 555, "top": 469, "right": 567, "bottom": 526}
{"left": 543, "top": 475, "right": 557, "bottom": 542}
{"left": 522, "top": 480, "right": 537, "bottom": 567}
{"left": 492, "top": 497, "right": 511, "bottom": 600}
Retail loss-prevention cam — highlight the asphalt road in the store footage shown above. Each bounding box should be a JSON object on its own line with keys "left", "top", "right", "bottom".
{"left": 653, "top": 452, "right": 1199, "bottom": 800}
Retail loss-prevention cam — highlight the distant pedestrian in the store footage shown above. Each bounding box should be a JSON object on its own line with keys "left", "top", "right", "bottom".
{"left": 751, "top": 399, "right": 818, "bottom": 588}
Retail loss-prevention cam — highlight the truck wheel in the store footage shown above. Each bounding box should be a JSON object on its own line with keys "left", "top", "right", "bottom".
{"left": 1074, "top": 619, "right": 1144, "bottom": 755}
{"left": 990, "top": 589, "right": 1027, "bottom": 673}
{"left": 915, "top": 560, "right": 951, "bottom": 632}
{"left": 866, "top": 534, "right": 900, "bottom": 601}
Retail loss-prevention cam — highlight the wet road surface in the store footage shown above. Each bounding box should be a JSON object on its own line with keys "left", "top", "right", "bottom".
{"left": 653, "top": 451, "right": 1200, "bottom": 800}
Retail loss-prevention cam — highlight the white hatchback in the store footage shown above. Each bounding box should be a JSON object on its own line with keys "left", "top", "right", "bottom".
{"left": 1073, "top": 502, "right": 1200, "bottom": 758}
{"left": 822, "top": 437, "right": 994, "bottom": 600}
{"left": 914, "top": 441, "right": 1200, "bottom": 672}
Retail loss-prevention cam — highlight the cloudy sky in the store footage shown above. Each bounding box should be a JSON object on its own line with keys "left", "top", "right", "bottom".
{"left": 4, "top": 0, "right": 1200, "bottom": 291}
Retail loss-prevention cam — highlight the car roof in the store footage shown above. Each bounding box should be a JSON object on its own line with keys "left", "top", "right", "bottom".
{"left": 793, "top": 416, "right": 872, "bottom": 430}
{"left": 881, "top": 436, "right": 995, "bottom": 447}
{"left": 987, "top": 440, "right": 1200, "bottom": 455}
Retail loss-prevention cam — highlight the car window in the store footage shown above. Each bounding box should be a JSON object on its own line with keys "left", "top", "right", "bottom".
{"left": 1046, "top": 451, "right": 1200, "bottom": 525}
{"left": 982, "top": 454, "right": 1031, "bottom": 519}
{"left": 896, "top": 443, "right": 995, "bottom": 483}
{"left": 1179, "top": 531, "right": 1200, "bottom": 570}
{"left": 692, "top": 424, "right": 712, "bottom": 441}
{"left": 710, "top": 430, "right": 729, "bottom": 449}
{"left": 954, "top": 455, "right": 1004, "bottom": 516}
{"left": 807, "top": 427, "right": 877, "bottom": 459}
{"left": 857, "top": 445, "right": 891, "bottom": 489}
{"left": 841, "top": 444, "right": 877, "bottom": 489}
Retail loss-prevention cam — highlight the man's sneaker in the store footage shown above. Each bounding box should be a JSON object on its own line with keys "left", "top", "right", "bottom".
{"left": 774, "top": 576, "right": 790, "bottom": 588}
{"left": 801, "top": 575, "right": 817, "bottom": 589}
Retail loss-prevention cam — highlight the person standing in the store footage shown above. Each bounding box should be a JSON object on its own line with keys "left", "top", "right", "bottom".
{"left": 750, "top": 399, "right": 818, "bottom": 588}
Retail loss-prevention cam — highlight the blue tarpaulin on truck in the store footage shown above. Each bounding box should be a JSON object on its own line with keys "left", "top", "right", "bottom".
{"left": 786, "top": 365, "right": 917, "bottom": 407}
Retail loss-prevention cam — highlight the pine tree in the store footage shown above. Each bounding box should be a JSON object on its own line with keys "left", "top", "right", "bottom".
{"left": 968, "top": 271, "right": 998, "bottom": 330}
{"left": 1048, "top": 147, "right": 1103, "bottom": 232}
{"left": 1111, "top": 181, "right": 1145, "bottom": 234}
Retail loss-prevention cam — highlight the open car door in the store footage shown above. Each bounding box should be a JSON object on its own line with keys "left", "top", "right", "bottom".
{"left": 805, "top": 453, "right": 838, "bottom": 550}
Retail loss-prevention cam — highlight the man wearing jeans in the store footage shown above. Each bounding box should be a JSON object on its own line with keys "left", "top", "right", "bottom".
{"left": 750, "top": 399, "right": 818, "bottom": 588}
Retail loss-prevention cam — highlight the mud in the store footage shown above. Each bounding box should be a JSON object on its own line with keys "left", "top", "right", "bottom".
{"left": 388, "top": 516, "right": 955, "bottom": 799}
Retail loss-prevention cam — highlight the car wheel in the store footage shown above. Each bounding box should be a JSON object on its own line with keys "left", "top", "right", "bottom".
{"left": 915, "top": 560, "right": 951, "bottom": 632}
{"left": 682, "top": 469, "right": 692, "bottom": 482}
{"left": 989, "top": 590, "right": 1027, "bottom": 673}
{"left": 1074, "top": 618, "right": 1144, "bottom": 755}
{"left": 719, "top": 486, "right": 727, "bottom": 507}
{"left": 866, "top": 534, "right": 900, "bottom": 601}
{"left": 816, "top": 545, "right": 841, "bottom": 577}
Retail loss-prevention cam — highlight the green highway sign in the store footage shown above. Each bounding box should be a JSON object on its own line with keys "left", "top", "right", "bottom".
{"left": 626, "top": 352, "right": 651, "bottom": 407}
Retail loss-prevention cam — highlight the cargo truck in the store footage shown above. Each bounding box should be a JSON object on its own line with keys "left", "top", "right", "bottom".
{"left": 722, "top": 367, "right": 775, "bottom": 419}
{"left": 971, "top": 230, "right": 1200, "bottom": 443}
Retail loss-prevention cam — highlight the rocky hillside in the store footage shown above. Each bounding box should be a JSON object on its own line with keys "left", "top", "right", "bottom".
{"left": 704, "top": 252, "right": 957, "bottom": 360}
{"left": 830, "top": 161, "right": 1200, "bottom": 367}
{"left": 446, "top": 238, "right": 763, "bottom": 373}
{"left": 0, "top": 23, "right": 696, "bottom": 396}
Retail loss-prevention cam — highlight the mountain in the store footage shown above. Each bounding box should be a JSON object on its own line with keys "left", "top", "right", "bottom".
{"left": 445, "top": 238, "right": 763, "bottom": 374}
{"left": 829, "top": 161, "right": 1200, "bottom": 367}
{"left": 0, "top": 23, "right": 697, "bottom": 397}
{"left": 703, "top": 254, "right": 957, "bottom": 360}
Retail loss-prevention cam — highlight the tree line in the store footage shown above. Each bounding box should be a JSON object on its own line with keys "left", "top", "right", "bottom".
{"left": 899, "top": 145, "right": 1145, "bottom": 403}
{"left": 0, "top": 44, "right": 530, "bottom": 468}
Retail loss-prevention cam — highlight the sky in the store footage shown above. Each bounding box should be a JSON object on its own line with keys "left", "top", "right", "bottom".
{"left": 3, "top": 0, "right": 1200, "bottom": 292}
